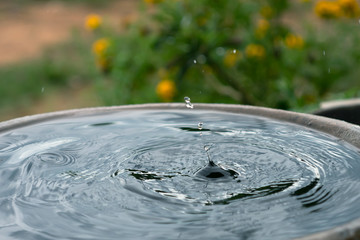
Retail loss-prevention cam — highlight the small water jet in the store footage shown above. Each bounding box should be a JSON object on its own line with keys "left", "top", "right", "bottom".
{"left": 183, "top": 97, "right": 240, "bottom": 182}
{"left": 194, "top": 155, "right": 239, "bottom": 181}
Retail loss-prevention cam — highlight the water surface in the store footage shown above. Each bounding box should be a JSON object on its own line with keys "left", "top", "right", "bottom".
{"left": 0, "top": 110, "right": 360, "bottom": 240}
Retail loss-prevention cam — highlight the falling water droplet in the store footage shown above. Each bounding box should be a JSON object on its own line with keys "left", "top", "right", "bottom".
{"left": 204, "top": 145, "right": 210, "bottom": 152}
{"left": 41, "top": 87, "right": 45, "bottom": 93}
{"left": 198, "top": 122, "right": 203, "bottom": 131}
{"left": 233, "top": 49, "right": 237, "bottom": 54}
{"left": 184, "top": 96, "right": 194, "bottom": 109}
{"left": 193, "top": 59, "right": 197, "bottom": 64}
{"left": 323, "top": 50, "right": 326, "bottom": 56}
{"left": 328, "top": 68, "right": 331, "bottom": 73}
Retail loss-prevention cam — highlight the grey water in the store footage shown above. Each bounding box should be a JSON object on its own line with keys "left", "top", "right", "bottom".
{"left": 1, "top": 110, "right": 360, "bottom": 240}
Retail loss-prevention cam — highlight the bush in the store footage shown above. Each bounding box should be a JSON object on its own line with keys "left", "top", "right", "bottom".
{"left": 89, "top": 0, "right": 360, "bottom": 111}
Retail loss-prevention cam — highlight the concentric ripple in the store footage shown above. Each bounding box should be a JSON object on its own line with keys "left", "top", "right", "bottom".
{"left": 0, "top": 110, "right": 360, "bottom": 240}
{"left": 35, "top": 152, "right": 76, "bottom": 166}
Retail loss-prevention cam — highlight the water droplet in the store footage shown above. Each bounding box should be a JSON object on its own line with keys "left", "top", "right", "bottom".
{"left": 41, "top": 87, "right": 45, "bottom": 93}
{"left": 193, "top": 60, "right": 197, "bottom": 64}
{"left": 204, "top": 145, "right": 210, "bottom": 152}
{"left": 328, "top": 68, "right": 331, "bottom": 73}
{"left": 323, "top": 50, "right": 326, "bottom": 56}
{"left": 184, "top": 96, "right": 194, "bottom": 109}
{"left": 233, "top": 49, "right": 237, "bottom": 54}
{"left": 198, "top": 122, "right": 203, "bottom": 131}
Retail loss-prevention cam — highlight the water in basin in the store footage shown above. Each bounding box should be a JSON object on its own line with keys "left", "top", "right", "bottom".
{"left": 0, "top": 109, "right": 360, "bottom": 239}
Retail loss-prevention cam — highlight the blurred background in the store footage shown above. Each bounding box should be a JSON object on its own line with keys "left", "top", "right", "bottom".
{"left": 0, "top": 0, "right": 359, "bottom": 122}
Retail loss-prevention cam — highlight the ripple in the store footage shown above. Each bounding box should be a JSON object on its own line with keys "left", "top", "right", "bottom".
{"left": 127, "top": 169, "right": 176, "bottom": 181}
{"left": 0, "top": 133, "right": 27, "bottom": 154}
{"left": 6, "top": 138, "right": 78, "bottom": 165}
{"left": 118, "top": 137, "right": 326, "bottom": 208}
{"left": 90, "top": 122, "right": 115, "bottom": 127}
{"left": 58, "top": 138, "right": 97, "bottom": 153}
{"left": 292, "top": 178, "right": 320, "bottom": 196}
{"left": 212, "top": 180, "right": 296, "bottom": 205}
{"left": 35, "top": 152, "right": 76, "bottom": 167}
{"left": 178, "top": 127, "right": 211, "bottom": 132}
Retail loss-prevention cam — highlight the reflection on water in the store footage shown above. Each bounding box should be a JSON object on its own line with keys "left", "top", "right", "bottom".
{"left": 0, "top": 110, "right": 360, "bottom": 240}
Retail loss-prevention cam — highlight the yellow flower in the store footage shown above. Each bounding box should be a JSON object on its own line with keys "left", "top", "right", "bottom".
{"left": 92, "top": 38, "right": 110, "bottom": 56}
{"left": 245, "top": 44, "right": 266, "bottom": 60}
{"left": 85, "top": 14, "right": 102, "bottom": 31}
{"left": 255, "top": 19, "right": 270, "bottom": 38}
{"left": 315, "top": 1, "right": 342, "bottom": 18}
{"left": 223, "top": 50, "right": 242, "bottom": 67}
{"left": 284, "top": 34, "right": 304, "bottom": 49}
{"left": 338, "top": 0, "right": 360, "bottom": 17}
{"left": 156, "top": 79, "right": 176, "bottom": 101}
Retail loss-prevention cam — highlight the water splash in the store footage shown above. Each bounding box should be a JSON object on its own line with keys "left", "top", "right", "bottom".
{"left": 198, "top": 122, "right": 203, "bottom": 131}
{"left": 204, "top": 145, "right": 210, "bottom": 152}
{"left": 194, "top": 114, "right": 239, "bottom": 181}
{"left": 195, "top": 141, "right": 239, "bottom": 182}
{"left": 182, "top": 97, "right": 237, "bottom": 179}
{"left": 198, "top": 122, "right": 212, "bottom": 163}
{"left": 203, "top": 144, "right": 212, "bottom": 163}
{"left": 184, "top": 96, "right": 194, "bottom": 109}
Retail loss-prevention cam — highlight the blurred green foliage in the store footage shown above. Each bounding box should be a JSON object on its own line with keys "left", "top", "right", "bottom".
{"left": 1, "top": 0, "right": 360, "bottom": 118}
{"left": 91, "top": 0, "right": 360, "bottom": 111}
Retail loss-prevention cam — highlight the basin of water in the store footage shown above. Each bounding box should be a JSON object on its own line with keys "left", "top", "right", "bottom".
{"left": 1, "top": 104, "right": 360, "bottom": 240}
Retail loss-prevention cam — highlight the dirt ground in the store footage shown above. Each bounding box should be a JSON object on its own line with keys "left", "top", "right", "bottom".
{"left": 0, "top": 0, "right": 137, "bottom": 66}
{"left": 0, "top": 0, "right": 138, "bottom": 121}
